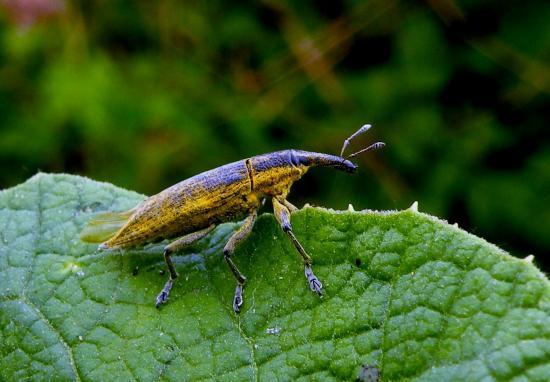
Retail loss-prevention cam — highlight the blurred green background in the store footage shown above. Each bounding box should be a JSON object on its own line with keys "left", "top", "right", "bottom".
{"left": 0, "top": 1, "right": 548, "bottom": 269}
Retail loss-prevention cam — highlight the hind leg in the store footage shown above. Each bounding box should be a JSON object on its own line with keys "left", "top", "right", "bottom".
{"left": 156, "top": 224, "right": 215, "bottom": 308}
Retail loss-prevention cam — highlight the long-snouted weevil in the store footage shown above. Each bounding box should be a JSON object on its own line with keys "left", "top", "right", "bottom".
{"left": 80, "top": 124, "right": 384, "bottom": 313}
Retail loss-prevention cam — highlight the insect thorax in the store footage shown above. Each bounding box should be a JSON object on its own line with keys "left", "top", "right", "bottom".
{"left": 248, "top": 150, "right": 308, "bottom": 197}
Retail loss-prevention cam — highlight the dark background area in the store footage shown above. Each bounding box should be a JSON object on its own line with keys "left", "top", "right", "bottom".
{"left": 0, "top": 0, "right": 548, "bottom": 270}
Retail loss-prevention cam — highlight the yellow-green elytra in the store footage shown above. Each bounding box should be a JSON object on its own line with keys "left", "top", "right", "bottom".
{"left": 81, "top": 124, "right": 384, "bottom": 313}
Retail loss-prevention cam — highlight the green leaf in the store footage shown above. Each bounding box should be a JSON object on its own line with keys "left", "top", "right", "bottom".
{"left": 1, "top": 174, "right": 549, "bottom": 381}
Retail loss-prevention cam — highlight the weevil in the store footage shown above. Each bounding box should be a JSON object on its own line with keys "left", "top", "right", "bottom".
{"left": 81, "top": 124, "right": 384, "bottom": 313}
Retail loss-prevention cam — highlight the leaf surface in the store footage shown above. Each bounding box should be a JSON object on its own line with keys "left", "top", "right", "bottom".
{"left": 1, "top": 174, "right": 549, "bottom": 381}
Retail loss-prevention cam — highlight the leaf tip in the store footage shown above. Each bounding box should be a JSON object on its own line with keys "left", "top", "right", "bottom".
{"left": 408, "top": 201, "right": 419, "bottom": 212}
{"left": 523, "top": 255, "right": 534, "bottom": 263}
{"left": 348, "top": 203, "right": 355, "bottom": 212}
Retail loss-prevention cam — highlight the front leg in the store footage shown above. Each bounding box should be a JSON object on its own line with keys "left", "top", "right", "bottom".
{"left": 272, "top": 197, "right": 323, "bottom": 295}
{"left": 156, "top": 224, "right": 216, "bottom": 308}
{"left": 283, "top": 199, "right": 298, "bottom": 212}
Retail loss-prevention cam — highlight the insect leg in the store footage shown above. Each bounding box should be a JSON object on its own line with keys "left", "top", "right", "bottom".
{"left": 156, "top": 224, "right": 216, "bottom": 308}
{"left": 272, "top": 197, "right": 323, "bottom": 295}
{"left": 223, "top": 210, "right": 257, "bottom": 313}
{"left": 283, "top": 199, "right": 299, "bottom": 212}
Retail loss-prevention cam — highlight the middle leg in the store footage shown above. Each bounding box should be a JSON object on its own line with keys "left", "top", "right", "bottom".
{"left": 223, "top": 209, "right": 258, "bottom": 313}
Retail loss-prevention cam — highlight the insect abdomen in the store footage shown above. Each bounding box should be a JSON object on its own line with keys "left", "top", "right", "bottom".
{"left": 103, "top": 160, "right": 258, "bottom": 248}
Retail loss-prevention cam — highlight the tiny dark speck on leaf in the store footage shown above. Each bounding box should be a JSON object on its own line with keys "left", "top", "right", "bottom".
{"left": 132, "top": 266, "right": 139, "bottom": 276}
{"left": 355, "top": 258, "right": 362, "bottom": 267}
{"left": 356, "top": 364, "right": 380, "bottom": 382}
{"left": 159, "top": 269, "right": 165, "bottom": 276}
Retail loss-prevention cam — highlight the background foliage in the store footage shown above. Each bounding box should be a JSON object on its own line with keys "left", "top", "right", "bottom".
{"left": 0, "top": 0, "right": 548, "bottom": 268}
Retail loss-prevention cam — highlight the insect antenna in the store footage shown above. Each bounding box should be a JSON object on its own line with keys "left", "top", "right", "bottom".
{"left": 340, "top": 124, "right": 385, "bottom": 159}
{"left": 340, "top": 124, "right": 371, "bottom": 157}
{"left": 347, "top": 142, "right": 385, "bottom": 158}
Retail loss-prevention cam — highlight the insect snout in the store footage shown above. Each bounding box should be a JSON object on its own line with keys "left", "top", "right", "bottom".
{"left": 340, "top": 159, "right": 358, "bottom": 173}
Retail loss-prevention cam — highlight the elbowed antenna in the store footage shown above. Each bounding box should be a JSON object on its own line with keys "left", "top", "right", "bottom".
{"left": 340, "top": 124, "right": 371, "bottom": 157}
{"left": 340, "top": 124, "right": 385, "bottom": 159}
{"left": 347, "top": 142, "right": 385, "bottom": 158}
{"left": 291, "top": 123, "right": 384, "bottom": 173}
